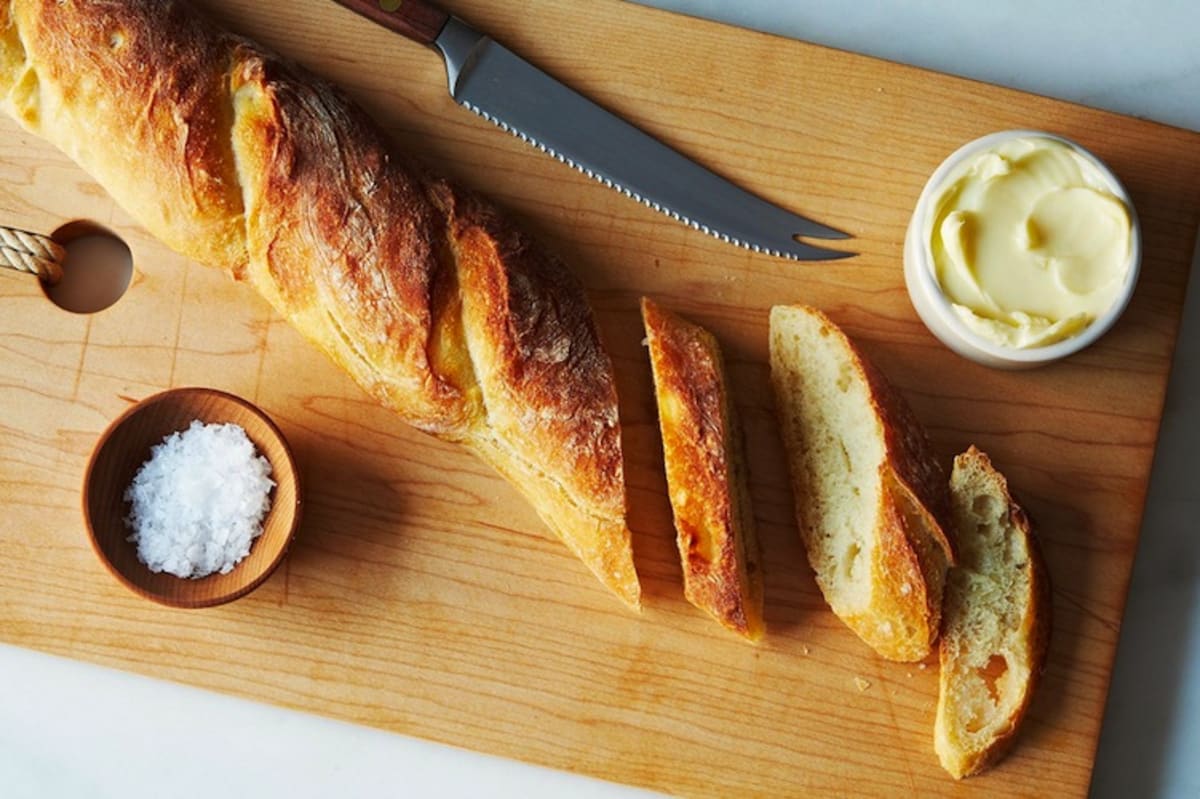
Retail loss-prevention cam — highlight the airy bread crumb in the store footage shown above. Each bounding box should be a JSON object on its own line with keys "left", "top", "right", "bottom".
{"left": 768, "top": 305, "right": 953, "bottom": 661}
{"left": 935, "top": 447, "right": 1051, "bottom": 779}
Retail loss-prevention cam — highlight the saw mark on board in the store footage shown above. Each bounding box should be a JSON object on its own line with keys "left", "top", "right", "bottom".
{"left": 70, "top": 314, "right": 92, "bottom": 402}
{"left": 252, "top": 307, "right": 271, "bottom": 404}
{"left": 166, "top": 258, "right": 189, "bottom": 387}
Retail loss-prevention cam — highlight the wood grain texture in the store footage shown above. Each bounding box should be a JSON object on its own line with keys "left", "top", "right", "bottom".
{"left": 0, "top": 0, "right": 1197, "bottom": 795}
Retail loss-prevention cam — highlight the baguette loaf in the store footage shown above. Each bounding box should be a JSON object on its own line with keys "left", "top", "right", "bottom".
{"left": 935, "top": 447, "right": 1050, "bottom": 779}
{"left": 641, "top": 298, "right": 763, "bottom": 641}
{"left": 0, "top": 0, "right": 640, "bottom": 608}
{"left": 769, "top": 305, "right": 953, "bottom": 661}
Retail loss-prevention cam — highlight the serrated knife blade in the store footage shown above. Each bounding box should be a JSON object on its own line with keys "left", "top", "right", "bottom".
{"left": 332, "top": 0, "right": 853, "bottom": 261}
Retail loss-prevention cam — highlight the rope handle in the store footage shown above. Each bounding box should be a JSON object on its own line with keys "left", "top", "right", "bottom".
{"left": 0, "top": 226, "right": 65, "bottom": 285}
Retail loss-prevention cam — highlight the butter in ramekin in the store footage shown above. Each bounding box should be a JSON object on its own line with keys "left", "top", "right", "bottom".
{"left": 927, "top": 136, "right": 1132, "bottom": 349}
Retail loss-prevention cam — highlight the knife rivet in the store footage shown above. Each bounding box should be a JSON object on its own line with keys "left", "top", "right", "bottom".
{"left": 378, "top": 0, "right": 401, "bottom": 11}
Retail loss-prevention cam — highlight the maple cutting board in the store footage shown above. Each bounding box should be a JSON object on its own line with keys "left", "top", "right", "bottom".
{"left": 1, "top": 1, "right": 1198, "bottom": 796}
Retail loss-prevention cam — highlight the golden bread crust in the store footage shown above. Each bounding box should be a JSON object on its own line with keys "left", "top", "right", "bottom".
{"left": 456, "top": 199, "right": 636, "bottom": 608}
{"left": 231, "top": 51, "right": 469, "bottom": 434}
{"left": 0, "top": 0, "right": 638, "bottom": 608}
{"left": 641, "top": 298, "right": 763, "bottom": 639}
{"left": 3, "top": 0, "right": 248, "bottom": 273}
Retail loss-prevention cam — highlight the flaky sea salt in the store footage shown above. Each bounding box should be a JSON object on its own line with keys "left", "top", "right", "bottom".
{"left": 123, "top": 420, "right": 275, "bottom": 579}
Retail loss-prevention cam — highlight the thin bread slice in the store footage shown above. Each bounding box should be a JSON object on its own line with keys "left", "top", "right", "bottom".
{"left": 768, "top": 305, "right": 953, "bottom": 661}
{"left": 935, "top": 447, "right": 1051, "bottom": 779}
{"left": 642, "top": 298, "right": 764, "bottom": 640}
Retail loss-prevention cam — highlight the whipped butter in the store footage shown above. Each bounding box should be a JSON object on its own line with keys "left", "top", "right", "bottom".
{"left": 927, "top": 136, "right": 1132, "bottom": 348}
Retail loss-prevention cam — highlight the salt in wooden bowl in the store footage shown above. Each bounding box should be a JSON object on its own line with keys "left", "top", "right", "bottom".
{"left": 83, "top": 387, "right": 301, "bottom": 608}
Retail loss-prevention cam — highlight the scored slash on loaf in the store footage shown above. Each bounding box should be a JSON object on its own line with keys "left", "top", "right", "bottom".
{"left": 0, "top": 0, "right": 640, "bottom": 608}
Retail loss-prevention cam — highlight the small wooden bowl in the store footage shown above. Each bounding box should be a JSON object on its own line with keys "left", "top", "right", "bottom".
{"left": 83, "top": 387, "right": 301, "bottom": 608}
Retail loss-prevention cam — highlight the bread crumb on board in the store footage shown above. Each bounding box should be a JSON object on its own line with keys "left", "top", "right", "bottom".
{"left": 854, "top": 677, "right": 872, "bottom": 692}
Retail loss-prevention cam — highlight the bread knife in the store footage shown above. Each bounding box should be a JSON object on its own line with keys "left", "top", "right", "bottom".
{"left": 331, "top": 0, "right": 853, "bottom": 261}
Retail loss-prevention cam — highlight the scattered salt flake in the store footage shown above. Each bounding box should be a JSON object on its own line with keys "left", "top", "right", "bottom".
{"left": 854, "top": 677, "right": 871, "bottom": 692}
{"left": 801, "top": 645, "right": 811, "bottom": 656}
{"left": 123, "top": 420, "right": 275, "bottom": 579}
{"left": 918, "top": 663, "right": 928, "bottom": 671}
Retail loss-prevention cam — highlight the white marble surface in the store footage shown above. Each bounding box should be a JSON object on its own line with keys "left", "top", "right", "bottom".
{"left": 3, "top": 2, "right": 1199, "bottom": 797}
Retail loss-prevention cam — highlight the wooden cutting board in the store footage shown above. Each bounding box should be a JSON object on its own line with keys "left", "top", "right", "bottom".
{"left": 1, "top": 1, "right": 1197, "bottom": 795}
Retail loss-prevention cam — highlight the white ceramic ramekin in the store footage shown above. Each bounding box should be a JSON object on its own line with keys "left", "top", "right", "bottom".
{"left": 903, "top": 130, "right": 1142, "bottom": 369}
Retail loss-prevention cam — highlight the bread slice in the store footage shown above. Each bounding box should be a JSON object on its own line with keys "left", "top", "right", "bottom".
{"left": 642, "top": 298, "right": 764, "bottom": 640}
{"left": 768, "top": 305, "right": 953, "bottom": 661}
{"left": 935, "top": 447, "right": 1051, "bottom": 779}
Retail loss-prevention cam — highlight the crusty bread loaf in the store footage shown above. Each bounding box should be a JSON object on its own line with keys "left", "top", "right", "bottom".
{"left": 641, "top": 298, "right": 764, "bottom": 640}
{"left": 0, "top": 0, "right": 639, "bottom": 608}
{"left": 768, "top": 305, "right": 953, "bottom": 661}
{"left": 935, "top": 447, "right": 1050, "bottom": 779}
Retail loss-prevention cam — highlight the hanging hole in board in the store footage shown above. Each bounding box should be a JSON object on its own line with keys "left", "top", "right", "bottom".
{"left": 42, "top": 221, "right": 133, "bottom": 314}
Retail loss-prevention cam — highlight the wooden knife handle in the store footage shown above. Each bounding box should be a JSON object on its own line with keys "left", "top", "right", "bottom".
{"left": 331, "top": 0, "right": 449, "bottom": 46}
